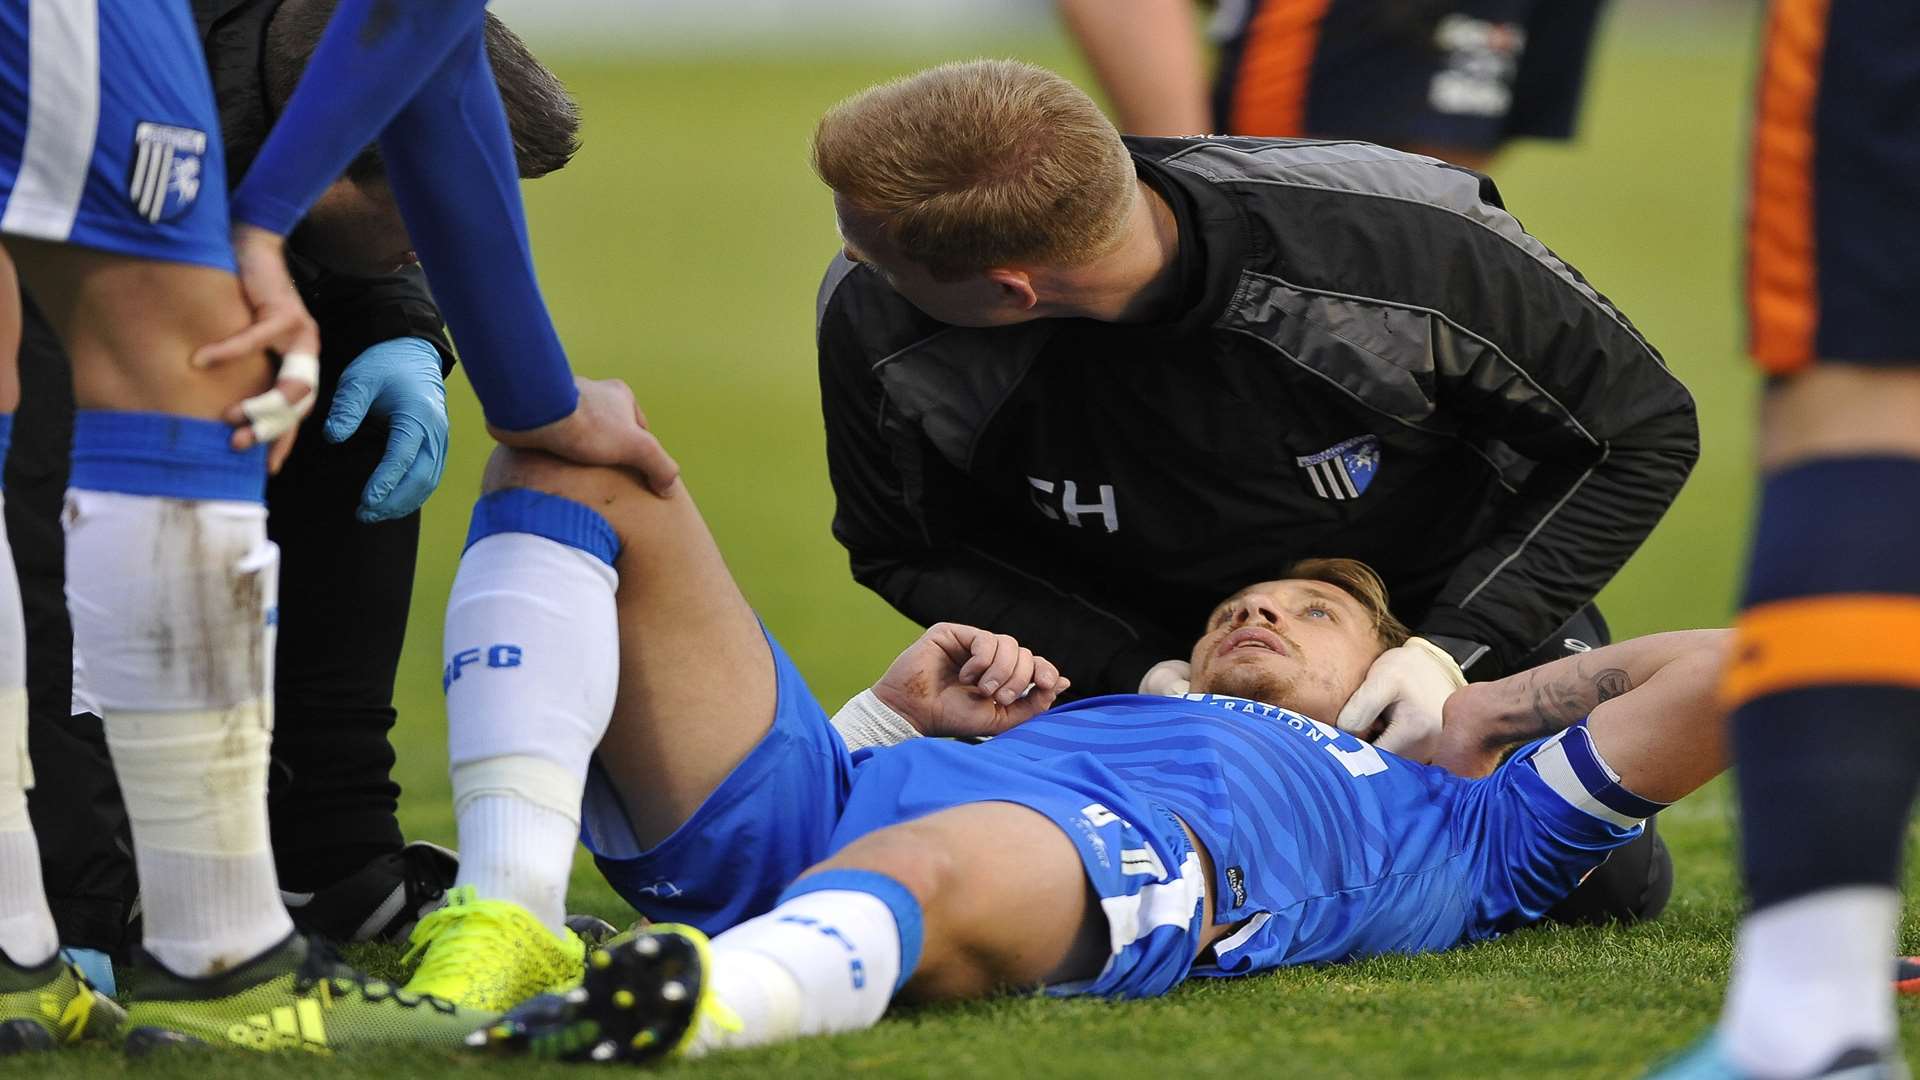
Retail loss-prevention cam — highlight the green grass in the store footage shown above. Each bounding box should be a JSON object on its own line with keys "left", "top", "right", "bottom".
{"left": 18, "top": 8, "right": 1920, "bottom": 1077}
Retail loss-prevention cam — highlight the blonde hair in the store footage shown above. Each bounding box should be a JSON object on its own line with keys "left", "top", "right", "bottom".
{"left": 1282, "top": 558, "right": 1413, "bottom": 649}
{"left": 811, "top": 59, "right": 1135, "bottom": 279}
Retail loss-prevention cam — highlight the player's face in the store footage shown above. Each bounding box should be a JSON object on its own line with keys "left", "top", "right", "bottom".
{"left": 834, "top": 196, "right": 1038, "bottom": 328}
{"left": 1185, "top": 579, "right": 1386, "bottom": 724}
{"left": 295, "top": 176, "right": 417, "bottom": 276}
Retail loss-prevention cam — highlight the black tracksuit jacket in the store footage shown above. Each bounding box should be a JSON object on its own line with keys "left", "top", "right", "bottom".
{"left": 818, "top": 136, "right": 1699, "bottom": 695}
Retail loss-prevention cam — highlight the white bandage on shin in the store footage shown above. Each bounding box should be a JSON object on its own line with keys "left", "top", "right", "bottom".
{"left": 445, "top": 526, "right": 620, "bottom": 933}
{"left": 65, "top": 490, "right": 291, "bottom": 975}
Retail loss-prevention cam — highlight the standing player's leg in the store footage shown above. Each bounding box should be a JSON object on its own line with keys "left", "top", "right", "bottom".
{"left": 0, "top": 0, "right": 487, "bottom": 1051}
{"left": 1668, "top": 3, "right": 1920, "bottom": 1077}
{"left": 404, "top": 444, "right": 838, "bottom": 1012}
{"left": 0, "top": 245, "right": 116, "bottom": 1055}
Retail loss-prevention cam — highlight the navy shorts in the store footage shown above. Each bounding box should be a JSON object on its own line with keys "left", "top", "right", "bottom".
{"left": 1748, "top": 0, "right": 1920, "bottom": 370}
{"left": 1212, "top": 0, "right": 1609, "bottom": 152}
{"left": 0, "top": 0, "right": 232, "bottom": 269}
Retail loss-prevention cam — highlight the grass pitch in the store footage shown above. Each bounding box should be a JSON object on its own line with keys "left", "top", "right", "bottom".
{"left": 16, "top": 8, "right": 1920, "bottom": 1077}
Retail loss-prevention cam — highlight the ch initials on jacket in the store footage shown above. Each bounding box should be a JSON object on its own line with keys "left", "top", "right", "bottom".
{"left": 1028, "top": 477, "right": 1118, "bottom": 533}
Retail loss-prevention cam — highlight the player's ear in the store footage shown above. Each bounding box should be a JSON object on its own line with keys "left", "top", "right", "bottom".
{"left": 985, "top": 268, "right": 1038, "bottom": 312}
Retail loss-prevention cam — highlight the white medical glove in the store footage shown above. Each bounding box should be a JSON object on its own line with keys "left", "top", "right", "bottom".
{"left": 1138, "top": 659, "right": 1192, "bottom": 697}
{"left": 1335, "top": 637, "right": 1466, "bottom": 761}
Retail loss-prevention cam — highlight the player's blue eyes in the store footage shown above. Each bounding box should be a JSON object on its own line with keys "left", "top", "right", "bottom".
{"left": 1303, "top": 606, "right": 1332, "bottom": 620}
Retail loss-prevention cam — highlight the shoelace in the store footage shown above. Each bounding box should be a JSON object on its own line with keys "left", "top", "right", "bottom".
{"left": 402, "top": 895, "right": 526, "bottom": 991}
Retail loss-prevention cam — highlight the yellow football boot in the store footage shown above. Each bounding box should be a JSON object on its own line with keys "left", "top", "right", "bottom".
{"left": 401, "top": 886, "right": 585, "bottom": 1013}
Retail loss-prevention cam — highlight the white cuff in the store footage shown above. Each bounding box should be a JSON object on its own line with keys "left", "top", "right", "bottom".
{"left": 1405, "top": 636, "right": 1468, "bottom": 688}
{"left": 831, "top": 689, "right": 921, "bottom": 751}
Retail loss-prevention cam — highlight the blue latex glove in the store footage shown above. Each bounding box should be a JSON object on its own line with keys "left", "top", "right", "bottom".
{"left": 323, "top": 336, "right": 449, "bottom": 523}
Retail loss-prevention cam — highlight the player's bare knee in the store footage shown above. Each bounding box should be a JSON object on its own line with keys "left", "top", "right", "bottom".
{"left": 480, "top": 445, "right": 645, "bottom": 507}
{"left": 811, "top": 824, "right": 958, "bottom": 911}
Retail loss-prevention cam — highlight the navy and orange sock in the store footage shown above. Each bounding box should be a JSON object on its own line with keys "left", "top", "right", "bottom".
{"left": 1726, "top": 456, "right": 1920, "bottom": 910}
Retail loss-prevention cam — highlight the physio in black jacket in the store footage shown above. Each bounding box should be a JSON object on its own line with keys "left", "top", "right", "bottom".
{"left": 814, "top": 61, "right": 1696, "bottom": 922}
{"left": 15, "top": 0, "right": 582, "bottom": 982}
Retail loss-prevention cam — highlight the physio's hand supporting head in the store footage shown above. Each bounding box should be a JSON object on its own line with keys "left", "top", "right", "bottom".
{"left": 871, "top": 622, "right": 1070, "bottom": 739}
{"left": 1332, "top": 636, "right": 1466, "bottom": 762}
{"left": 488, "top": 376, "right": 680, "bottom": 496}
{"left": 324, "top": 335, "right": 449, "bottom": 521}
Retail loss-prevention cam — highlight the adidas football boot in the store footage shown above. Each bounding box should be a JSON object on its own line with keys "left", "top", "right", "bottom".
{"left": 400, "top": 886, "right": 585, "bottom": 1012}
{"left": 0, "top": 947, "right": 124, "bottom": 1053}
{"left": 122, "top": 932, "right": 488, "bottom": 1055}
{"left": 470, "top": 924, "right": 739, "bottom": 1064}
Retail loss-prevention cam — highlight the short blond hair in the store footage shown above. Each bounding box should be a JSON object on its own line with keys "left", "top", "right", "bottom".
{"left": 1281, "top": 558, "right": 1413, "bottom": 649}
{"left": 812, "top": 59, "right": 1135, "bottom": 279}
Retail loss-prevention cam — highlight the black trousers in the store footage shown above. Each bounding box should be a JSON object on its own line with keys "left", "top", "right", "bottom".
{"left": 12, "top": 302, "right": 421, "bottom": 955}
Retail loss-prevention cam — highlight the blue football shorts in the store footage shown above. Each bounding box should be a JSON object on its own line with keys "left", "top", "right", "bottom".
{"left": 0, "top": 0, "right": 233, "bottom": 269}
{"left": 582, "top": 623, "right": 1206, "bottom": 998}
{"left": 582, "top": 623, "right": 857, "bottom": 935}
{"left": 832, "top": 739, "right": 1209, "bottom": 1000}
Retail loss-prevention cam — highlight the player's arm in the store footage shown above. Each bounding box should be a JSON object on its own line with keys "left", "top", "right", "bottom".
{"left": 1412, "top": 187, "right": 1700, "bottom": 679}
{"left": 834, "top": 623, "right": 1071, "bottom": 750}
{"left": 1055, "top": 0, "right": 1211, "bottom": 135}
{"left": 1432, "top": 628, "right": 1731, "bottom": 785}
{"left": 819, "top": 265, "right": 1181, "bottom": 695}
{"left": 217, "top": 2, "right": 676, "bottom": 488}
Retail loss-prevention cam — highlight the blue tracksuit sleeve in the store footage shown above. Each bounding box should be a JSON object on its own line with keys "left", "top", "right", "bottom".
{"left": 230, "top": 0, "right": 579, "bottom": 432}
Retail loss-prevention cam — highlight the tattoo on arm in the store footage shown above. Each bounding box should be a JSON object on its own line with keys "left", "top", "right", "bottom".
{"left": 1510, "top": 663, "right": 1635, "bottom": 743}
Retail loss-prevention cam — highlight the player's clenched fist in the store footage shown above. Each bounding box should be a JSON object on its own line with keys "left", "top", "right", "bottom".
{"left": 870, "top": 622, "right": 1070, "bottom": 739}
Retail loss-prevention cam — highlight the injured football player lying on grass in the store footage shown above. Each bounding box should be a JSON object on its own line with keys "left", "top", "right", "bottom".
{"left": 397, "top": 443, "right": 1731, "bottom": 1065}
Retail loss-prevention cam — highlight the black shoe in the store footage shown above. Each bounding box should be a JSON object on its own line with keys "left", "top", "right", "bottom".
{"left": 283, "top": 841, "right": 458, "bottom": 944}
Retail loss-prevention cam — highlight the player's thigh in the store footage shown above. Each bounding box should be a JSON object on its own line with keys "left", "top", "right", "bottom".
{"left": 810, "top": 801, "right": 1106, "bottom": 1001}
{"left": 479, "top": 447, "right": 778, "bottom": 843}
{"left": 1749, "top": 1, "right": 1920, "bottom": 404}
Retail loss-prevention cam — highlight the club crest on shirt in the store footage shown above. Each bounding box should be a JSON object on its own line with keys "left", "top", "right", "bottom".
{"left": 1294, "top": 435, "right": 1379, "bottom": 501}
{"left": 127, "top": 122, "right": 209, "bottom": 225}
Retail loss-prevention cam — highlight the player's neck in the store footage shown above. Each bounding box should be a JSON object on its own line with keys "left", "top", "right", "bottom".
{"left": 1040, "top": 181, "right": 1182, "bottom": 323}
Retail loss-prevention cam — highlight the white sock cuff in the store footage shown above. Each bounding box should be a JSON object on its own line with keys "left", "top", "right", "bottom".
{"left": 451, "top": 754, "right": 586, "bottom": 823}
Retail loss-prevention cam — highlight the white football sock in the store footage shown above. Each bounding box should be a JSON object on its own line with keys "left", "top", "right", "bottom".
{"left": 0, "top": 485, "right": 57, "bottom": 968}
{"left": 67, "top": 488, "right": 291, "bottom": 976}
{"left": 445, "top": 505, "right": 620, "bottom": 935}
{"left": 1720, "top": 885, "right": 1899, "bottom": 1078}
{"left": 690, "top": 888, "right": 905, "bottom": 1054}
{"left": 452, "top": 771, "right": 580, "bottom": 937}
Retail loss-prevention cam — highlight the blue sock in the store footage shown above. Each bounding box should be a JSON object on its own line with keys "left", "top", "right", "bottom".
{"left": 1726, "top": 457, "right": 1920, "bottom": 909}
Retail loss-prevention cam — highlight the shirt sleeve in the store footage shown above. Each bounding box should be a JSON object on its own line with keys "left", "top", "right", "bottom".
{"left": 231, "top": 0, "right": 577, "bottom": 431}
{"left": 1409, "top": 197, "right": 1699, "bottom": 675}
{"left": 819, "top": 264, "right": 1183, "bottom": 695}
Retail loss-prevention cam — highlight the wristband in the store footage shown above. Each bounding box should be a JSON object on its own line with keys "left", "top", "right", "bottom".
{"left": 831, "top": 689, "right": 921, "bottom": 751}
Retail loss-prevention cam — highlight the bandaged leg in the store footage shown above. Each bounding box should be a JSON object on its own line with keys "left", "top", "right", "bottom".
{"left": 0, "top": 412, "right": 57, "bottom": 967}
{"left": 445, "top": 491, "right": 620, "bottom": 936}
{"left": 66, "top": 413, "right": 290, "bottom": 977}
